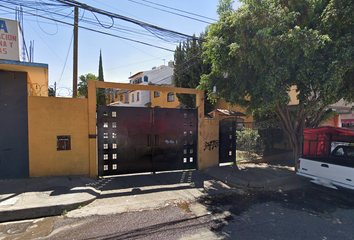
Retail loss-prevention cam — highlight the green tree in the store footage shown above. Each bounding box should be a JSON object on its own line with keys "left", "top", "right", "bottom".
{"left": 217, "top": 0, "right": 234, "bottom": 16}
{"left": 200, "top": 0, "right": 354, "bottom": 170}
{"left": 77, "top": 73, "right": 98, "bottom": 99}
{"left": 173, "top": 33, "right": 214, "bottom": 114}
{"left": 97, "top": 50, "right": 106, "bottom": 106}
{"left": 321, "top": 0, "right": 354, "bottom": 102}
{"left": 48, "top": 87, "right": 55, "bottom": 97}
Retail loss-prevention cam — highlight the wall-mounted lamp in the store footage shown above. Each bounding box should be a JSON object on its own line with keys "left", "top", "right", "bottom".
{"left": 211, "top": 85, "right": 218, "bottom": 99}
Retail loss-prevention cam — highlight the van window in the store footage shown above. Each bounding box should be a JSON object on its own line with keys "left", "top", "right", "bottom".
{"left": 333, "top": 147, "right": 345, "bottom": 156}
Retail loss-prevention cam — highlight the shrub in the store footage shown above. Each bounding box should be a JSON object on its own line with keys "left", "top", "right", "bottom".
{"left": 236, "top": 128, "right": 260, "bottom": 159}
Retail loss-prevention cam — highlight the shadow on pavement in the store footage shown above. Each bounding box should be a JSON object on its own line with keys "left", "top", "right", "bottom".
{"left": 91, "top": 170, "right": 222, "bottom": 199}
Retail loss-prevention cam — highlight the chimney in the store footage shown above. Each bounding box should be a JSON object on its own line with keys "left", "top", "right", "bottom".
{"left": 168, "top": 60, "right": 174, "bottom": 68}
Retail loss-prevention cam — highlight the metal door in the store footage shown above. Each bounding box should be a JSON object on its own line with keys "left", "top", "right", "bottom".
{"left": 0, "top": 71, "right": 29, "bottom": 179}
{"left": 98, "top": 107, "right": 152, "bottom": 176}
{"left": 97, "top": 106, "right": 198, "bottom": 176}
{"left": 219, "top": 119, "right": 237, "bottom": 164}
{"left": 152, "top": 108, "right": 197, "bottom": 171}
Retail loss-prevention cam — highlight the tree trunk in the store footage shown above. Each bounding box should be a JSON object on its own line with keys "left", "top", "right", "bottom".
{"left": 286, "top": 131, "right": 302, "bottom": 172}
{"left": 292, "top": 136, "right": 302, "bottom": 172}
{"left": 275, "top": 103, "right": 305, "bottom": 172}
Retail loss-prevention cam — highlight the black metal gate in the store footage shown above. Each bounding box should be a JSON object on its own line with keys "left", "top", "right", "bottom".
{"left": 97, "top": 106, "right": 198, "bottom": 176}
{"left": 0, "top": 71, "right": 29, "bottom": 179}
{"left": 219, "top": 118, "right": 237, "bottom": 164}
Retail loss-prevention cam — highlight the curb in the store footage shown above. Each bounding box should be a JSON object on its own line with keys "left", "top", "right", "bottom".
{"left": 203, "top": 168, "right": 302, "bottom": 190}
{"left": 0, "top": 198, "right": 96, "bottom": 223}
{"left": 248, "top": 175, "right": 300, "bottom": 188}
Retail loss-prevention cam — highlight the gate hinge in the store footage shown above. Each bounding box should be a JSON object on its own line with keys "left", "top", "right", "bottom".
{"left": 89, "top": 134, "right": 97, "bottom": 139}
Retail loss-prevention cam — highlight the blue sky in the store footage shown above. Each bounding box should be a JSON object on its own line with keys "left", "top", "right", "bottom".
{"left": 0, "top": 0, "right": 241, "bottom": 96}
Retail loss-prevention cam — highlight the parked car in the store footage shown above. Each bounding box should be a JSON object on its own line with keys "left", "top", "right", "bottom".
{"left": 297, "top": 126, "right": 354, "bottom": 191}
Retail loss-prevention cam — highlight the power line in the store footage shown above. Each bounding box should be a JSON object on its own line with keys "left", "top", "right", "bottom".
{"left": 141, "top": 0, "right": 217, "bottom": 21}
{"left": 105, "top": 55, "right": 171, "bottom": 71}
{"left": 58, "top": 32, "right": 73, "bottom": 85}
{"left": 0, "top": 0, "right": 198, "bottom": 45}
{"left": 90, "top": 0, "right": 159, "bottom": 26}
{"left": 23, "top": 8, "right": 170, "bottom": 41}
{"left": 22, "top": 7, "right": 175, "bottom": 58}
{"left": 128, "top": 0, "right": 213, "bottom": 24}
{"left": 25, "top": 19, "right": 66, "bottom": 63}
{"left": 56, "top": 0, "right": 199, "bottom": 41}
{"left": 0, "top": 4, "right": 175, "bottom": 51}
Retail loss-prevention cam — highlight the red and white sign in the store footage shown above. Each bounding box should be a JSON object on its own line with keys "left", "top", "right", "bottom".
{"left": 0, "top": 18, "right": 21, "bottom": 61}
{"left": 342, "top": 119, "right": 354, "bottom": 123}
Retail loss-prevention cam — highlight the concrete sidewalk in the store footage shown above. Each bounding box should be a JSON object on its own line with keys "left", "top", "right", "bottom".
{"left": 204, "top": 160, "right": 304, "bottom": 191}
{"left": 0, "top": 176, "right": 99, "bottom": 222}
{"left": 0, "top": 160, "right": 303, "bottom": 223}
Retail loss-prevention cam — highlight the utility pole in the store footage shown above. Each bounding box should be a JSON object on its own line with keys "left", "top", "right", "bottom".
{"left": 73, "top": 6, "right": 78, "bottom": 98}
{"left": 54, "top": 82, "right": 57, "bottom": 97}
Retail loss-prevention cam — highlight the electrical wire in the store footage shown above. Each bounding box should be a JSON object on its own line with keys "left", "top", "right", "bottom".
{"left": 105, "top": 55, "right": 171, "bottom": 71}
{"left": 25, "top": 19, "right": 66, "bottom": 63}
{"left": 90, "top": 10, "right": 114, "bottom": 29}
{"left": 35, "top": 0, "right": 59, "bottom": 35}
{"left": 1, "top": 0, "right": 197, "bottom": 44}
{"left": 141, "top": 0, "right": 217, "bottom": 21}
{"left": 58, "top": 32, "right": 73, "bottom": 85}
{"left": 90, "top": 0, "right": 160, "bottom": 26}
{"left": 128, "top": 0, "right": 213, "bottom": 24}
{"left": 55, "top": 0, "right": 199, "bottom": 41}
{"left": 0, "top": 4, "right": 176, "bottom": 52}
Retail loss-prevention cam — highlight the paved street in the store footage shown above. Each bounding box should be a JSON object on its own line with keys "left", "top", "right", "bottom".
{"left": 1, "top": 183, "right": 354, "bottom": 240}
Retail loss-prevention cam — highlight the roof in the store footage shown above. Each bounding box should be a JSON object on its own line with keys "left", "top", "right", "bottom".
{"left": 129, "top": 65, "right": 173, "bottom": 85}
{"left": 0, "top": 59, "right": 48, "bottom": 68}
{"left": 208, "top": 109, "right": 246, "bottom": 117}
{"left": 304, "top": 126, "right": 354, "bottom": 136}
{"left": 129, "top": 71, "right": 143, "bottom": 79}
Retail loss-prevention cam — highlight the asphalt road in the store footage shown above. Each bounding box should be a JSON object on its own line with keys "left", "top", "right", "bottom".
{"left": 1, "top": 184, "right": 354, "bottom": 240}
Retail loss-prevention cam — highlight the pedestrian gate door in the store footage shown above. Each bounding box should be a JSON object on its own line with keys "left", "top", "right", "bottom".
{"left": 219, "top": 119, "right": 237, "bottom": 164}
{"left": 97, "top": 106, "right": 198, "bottom": 176}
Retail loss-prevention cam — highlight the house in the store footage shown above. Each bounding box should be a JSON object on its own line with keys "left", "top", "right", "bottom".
{"left": 106, "top": 60, "right": 180, "bottom": 108}
{"left": 322, "top": 99, "right": 353, "bottom": 128}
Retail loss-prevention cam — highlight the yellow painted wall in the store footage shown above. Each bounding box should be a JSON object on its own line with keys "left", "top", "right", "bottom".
{"left": 28, "top": 96, "right": 90, "bottom": 177}
{"left": 151, "top": 91, "right": 180, "bottom": 108}
{"left": 288, "top": 86, "right": 299, "bottom": 105}
{"left": 198, "top": 115, "right": 220, "bottom": 170}
{"left": 107, "top": 90, "right": 128, "bottom": 105}
{"left": 215, "top": 85, "right": 299, "bottom": 121}
{"left": 214, "top": 99, "right": 254, "bottom": 122}
{"left": 0, "top": 62, "right": 48, "bottom": 96}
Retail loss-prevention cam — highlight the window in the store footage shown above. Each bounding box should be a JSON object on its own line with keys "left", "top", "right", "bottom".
{"left": 167, "top": 92, "right": 175, "bottom": 102}
{"left": 120, "top": 94, "right": 123, "bottom": 101}
{"left": 115, "top": 92, "right": 118, "bottom": 98}
{"left": 154, "top": 91, "right": 160, "bottom": 98}
{"left": 333, "top": 147, "right": 345, "bottom": 156}
{"left": 108, "top": 95, "right": 111, "bottom": 101}
{"left": 133, "top": 77, "right": 142, "bottom": 84}
{"left": 137, "top": 92, "right": 140, "bottom": 101}
{"left": 144, "top": 76, "right": 148, "bottom": 82}
{"left": 57, "top": 136, "right": 71, "bottom": 151}
{"left": 132, "top": 94, "right": 134, "bottom": 102}
{"left": 347, "top": 147, "right": 354, "bottom": 157}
